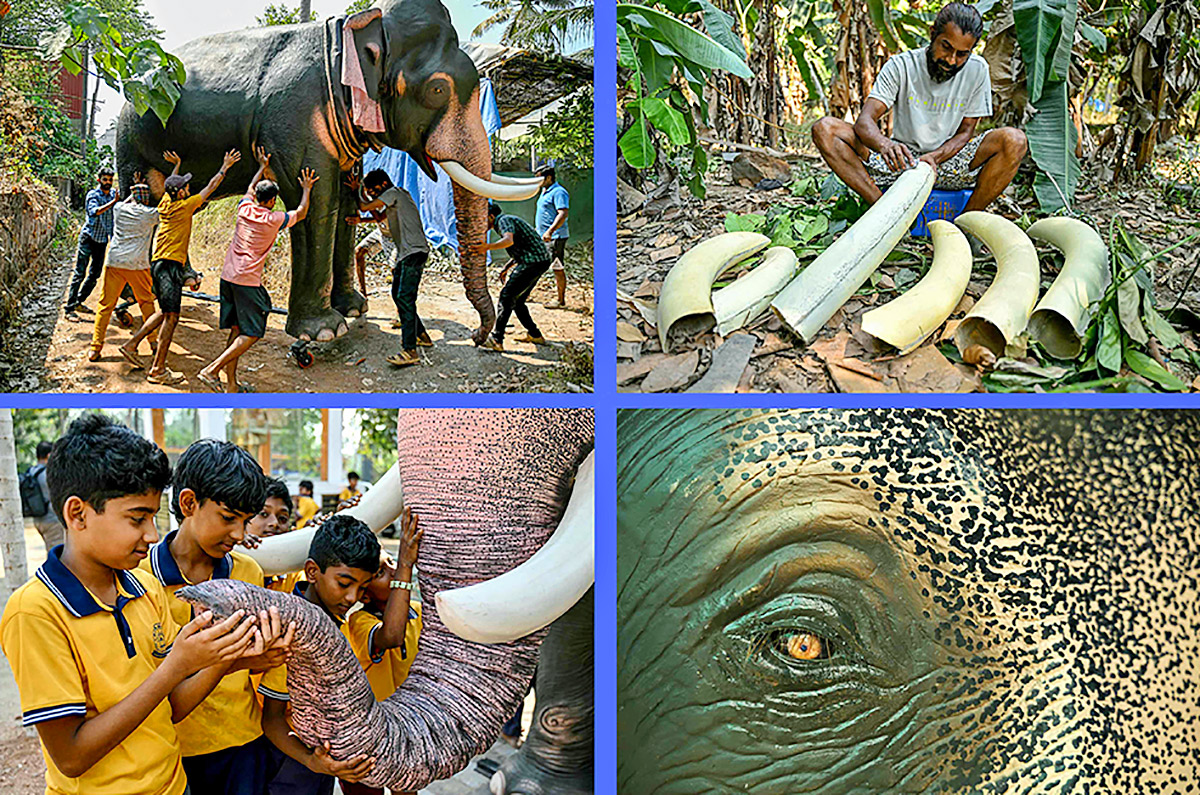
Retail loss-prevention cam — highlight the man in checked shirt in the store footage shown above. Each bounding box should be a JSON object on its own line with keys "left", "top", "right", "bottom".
{"left": 65, "top": 167, "right": 119, "bottom": 323}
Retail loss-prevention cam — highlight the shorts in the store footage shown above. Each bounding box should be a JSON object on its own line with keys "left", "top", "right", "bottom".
{"left": 356, "top": 226, "right": 395, "bottom": 263}
{"left": 182, "top": 734, "right": 272, "bottom": 795}
{"left": 865, "top": 132, "right": 989, "bottom": 191}
{"left": 550, "top": 237, "right": 567, "bottom": 272}
{"left": 219, "top": 278, "right": 271, "bottom": 339}
{"left": 151, "top": 259, "right": 185, "bottom": 314}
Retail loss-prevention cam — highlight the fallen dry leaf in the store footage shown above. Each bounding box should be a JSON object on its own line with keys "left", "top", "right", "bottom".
{"left": 939, "top": 319, "right": 961, "bottom": 343}
{"left": 953, "top": 294, "right": 975, "bottom": 315}
{"left": 617, "top": 353, "right": 670, "bottom": 385}
{"left": 828, "top": 363, "right": 888, "bottom": 392}
{"left": 652, "top": 232, "right": 679, "bottom": 248}
{"left": 752, "top": 332, "right": 792, "bottom": 358}
{"left": 891, "top": 346, "right": 979, "bottom": 393}
{"left": 650, "top": 244, "right": 683, "bottom": 263}
{"left": 641, "top": 350, "right": 699, "bottom": 392}
{"left": 809, "top": 329, "right": 851, "bottom": 363}
{"left": 616, "top": 321, "right": 646, "bottom": 342}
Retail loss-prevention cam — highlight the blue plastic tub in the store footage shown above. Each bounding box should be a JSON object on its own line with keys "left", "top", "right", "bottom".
{"left": 910, "top": 189, "right": 973, "bottom": 237}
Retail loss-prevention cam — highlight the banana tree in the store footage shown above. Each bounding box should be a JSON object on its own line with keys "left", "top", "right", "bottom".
{"left": 617, "top": 1, "right": 752, "bottom": 198}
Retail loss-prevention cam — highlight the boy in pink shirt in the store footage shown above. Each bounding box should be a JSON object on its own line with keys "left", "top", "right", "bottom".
{"left": 197, "top": 146, "right": 317, "bottom": 393}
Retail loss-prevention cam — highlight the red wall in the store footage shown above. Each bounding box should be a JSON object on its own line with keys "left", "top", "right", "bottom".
{"left": 55, "top": 63, "right": 83, "bottom": 120}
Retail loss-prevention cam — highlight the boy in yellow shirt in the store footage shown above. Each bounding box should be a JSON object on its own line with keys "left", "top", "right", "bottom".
{"left": 258, "top": 510, "right": 423, "bottom": 795}
{"left": 0, "top": 414, "right": 263, "bottom": 795}
{"left": 337, "top": 471, "right": 361, "bottom": 504}
{"left": 139, "top": 439, "right": 295, "bottom": 795}
{"left": 122, "top": 149, "right": 241, "bottom": 385}
{"left": 249, "top": 479, "right": 293, "bottom": 538}
{"left": 294, "top": 479, "right": 320, "bottom": 529}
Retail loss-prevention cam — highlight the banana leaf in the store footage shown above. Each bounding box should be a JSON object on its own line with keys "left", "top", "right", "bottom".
{"left": 1012, "top": 0, "right": 1075, "bottom": 104}
{"left": 866, "top": 0, "right": 900, "bottom": 52}
{"left": 616, "top": 4, "right": 752, "bottom": 79}
{"left": 1026, "top": 79, "right": 1080, "bottom": 212}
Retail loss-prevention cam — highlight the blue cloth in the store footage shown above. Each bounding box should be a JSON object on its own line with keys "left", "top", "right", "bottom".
{"left": 83, "top": 187, "right": 115, "bottom": 243}
{"left": 360, "top": 77, "right": 502, "bottom": 252}
{"left": 536, "top": 182, "right": 570, "bottom": 239}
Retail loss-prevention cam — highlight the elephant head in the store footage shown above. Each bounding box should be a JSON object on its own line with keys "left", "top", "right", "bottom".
{"left": 224, "top": 409, "right": 593, "bottom": 790}
{"left": 617, "top": 409, "right": 1200, "bottom": 793}
{"left": 344, "top": 0, "right": 542, "bottom": 339}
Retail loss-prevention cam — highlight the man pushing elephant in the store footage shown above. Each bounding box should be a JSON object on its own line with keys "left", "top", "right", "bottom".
{"left": 116, "top": 0, "right": 541, "bottom": 348}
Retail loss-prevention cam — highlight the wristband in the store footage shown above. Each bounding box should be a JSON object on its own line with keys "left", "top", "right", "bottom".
{"left": 389, "top": 579, "right": 415, "bottom": 591}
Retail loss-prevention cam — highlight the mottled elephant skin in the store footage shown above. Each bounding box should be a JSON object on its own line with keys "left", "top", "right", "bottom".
{"left": 186, "top": 408, "right": 592, "bottom": 790}
{"left": 116, "top": 0, "right": 498, "bottom": 342}
{"left": 494, "top": 587, "right": 594, "bottom": 795}
{"left": 617, "top": 409, "right": 1200, "bottom": 794}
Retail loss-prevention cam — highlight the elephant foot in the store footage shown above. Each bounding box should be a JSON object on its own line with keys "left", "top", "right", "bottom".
{"left": 287, "top": 309, "right": 349, "bottom": 343}
{"left": 331, "top": 288, "right": 367, "bottom": 319}
{"left": 473, "top": 322, "right": 495, "bottom": 346}
{"left": 490, "top": 760, "right": 591, "bottom": 795}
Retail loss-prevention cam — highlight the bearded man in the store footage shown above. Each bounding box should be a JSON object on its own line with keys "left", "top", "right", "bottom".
{"left": 812, "top": 2, "right": 1027, "bottom": 212}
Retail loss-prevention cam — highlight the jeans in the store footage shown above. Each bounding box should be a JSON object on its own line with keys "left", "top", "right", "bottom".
{"left": 66, "top": 232, "right": 107, "bottom": 310}
{"left": 494, "top": 259, "right": 550, "bottom": 343}
{"left": 390, "top": 251, "right": 428, "bottom": 351}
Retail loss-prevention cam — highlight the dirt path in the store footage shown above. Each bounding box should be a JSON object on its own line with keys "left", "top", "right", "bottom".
{"left": 19, "top": 259, "right": 592, "bottom": 394}
{"left": 618, "top": 158, "right": 1200, "bottom": 393}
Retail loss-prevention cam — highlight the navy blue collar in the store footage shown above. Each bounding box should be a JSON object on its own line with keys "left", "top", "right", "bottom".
{"left": 35, "top": 545, "right": 146, "bottom": 619}
{"left": 149, "top": 530, "right": 232, "bottom": 586}
{"left": 293, "top": 581, "right": 344, "bottom": 626}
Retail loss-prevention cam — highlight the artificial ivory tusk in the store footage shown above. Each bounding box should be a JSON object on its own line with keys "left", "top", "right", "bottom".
{"left": 1025, "top": 217, "right": 1110, "bottom": 359}
{"left": 953, "top": 211, "right": 1041, "bottom": 358}
{"left": 245, "top": 464, "right": 404, "bottom": 576}
{"left": 656, "top": 232, "right": 770, "bottom": 352}
{"left": 488, "top": 174, "right": 546, "bottom": 186}
{"left": 439, "top": 161, "right": 541, "bottom": 201}
{"left": 861, "top": 219, "right": 972, "bottom": 354}
{"left": 711, "top": 246, "right": 800, "bottom": 336}
{"left": 437, "top": 450, "right": 594, "bottom": 644}
{"left": 771, "top": 161, "right": 935, "bottom": 343}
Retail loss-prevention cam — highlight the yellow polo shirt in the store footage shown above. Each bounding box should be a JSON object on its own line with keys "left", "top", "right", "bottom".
{"left": 0, "top": 549, "right": 186, "bottom": 795}
{"left": 294, "top": 496, "right": 319, "bottom": 529}
{"left": 263, "top": 569, "right": 306, "bottom": 594}
{"left": 152, "top": 193, "right": 204, "bottom": 264}
{"left": 257, "top": 587, "right": 421, "bottom": 704}
{"left": 337, "top": 487, "right": 361, "bottom": 503}
{"left": 138, "top": 531, "right": 265, "bottom": 757}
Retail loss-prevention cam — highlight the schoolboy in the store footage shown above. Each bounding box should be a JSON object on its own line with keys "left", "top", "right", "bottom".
{"left": 124, "top": 149, "right": 242, "bottom": 385}
{"left": 258, "top": 512, "right": 422, "bottom": 794}
{"left": 294, "top": 480, "right": 319, "bottom": 529}
{"left": 139, "top": 439, "right": 294, "bottom": 795}
{"left": 251, "top": 478, "right": 294, "bottom": 538}
{"left": 197, "top": 147, "right": 318, "bottom": 394}
{"left": 0, "top": 414, "right": 262, "bottom": 795}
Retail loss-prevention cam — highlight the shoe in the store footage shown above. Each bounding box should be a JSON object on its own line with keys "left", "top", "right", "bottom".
{"left": 75, "top": 305, "right": 94, "bottom": 315}
{"left": 416, "top": 332, "right": 434, "bottom": 348}
{"left": 386, "top": 350, "right": 421, "bottom": 368}
{"left": 87, "top": 349, "right": 101, "bottom": 362}
{"left": 390, "top": 319, "right": 404, "bottom": 329}
{"left": 515, "top": 333, "right": 548, "bottom": 345}
{"left": 146, "top": 368, "right": 186, "bottom": 386}
{"left": 65, "top": 310, "right": 83, "bottom": 323}
{"left": 480, "top": 338, "right": 503, "bottom": 352}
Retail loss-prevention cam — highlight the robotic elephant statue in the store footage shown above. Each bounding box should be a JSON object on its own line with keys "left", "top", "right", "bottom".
{"left": 186, "top": 408, "right": 593, "bottom": 791}
{"left": 618, "top": 409, "right": 1200, "bottom": 794}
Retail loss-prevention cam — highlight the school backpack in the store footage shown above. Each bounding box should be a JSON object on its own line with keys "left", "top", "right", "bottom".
{"left": 19, "top": 463, "right": 49, "bottom": 518}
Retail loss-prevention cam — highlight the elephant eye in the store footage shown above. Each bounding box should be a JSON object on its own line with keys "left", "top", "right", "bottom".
{"left": 422, "top": 78, "right": 451, "bottom": 109}
{"left": 774, "top": 630, "right": 834, "bottom": 661}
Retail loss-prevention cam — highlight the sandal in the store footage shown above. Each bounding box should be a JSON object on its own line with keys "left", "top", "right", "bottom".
{"left": 146, "top": 368, "right": 186, "bottom": 386}
{"left": 479, "top": 338, "right": 503, "bottom": 352}
{"left": 196, "top": 371, "right": 223, "bottom": 393}
{"left": 118, "top": 347, "right": 145, "bottom": 370}
{"left": 416, "top": 332, "right": 434, "bottom": 348}
{"left": 232, "top": 382, "right": 256, "bottom": 393}
{"left": 386, "top": 351, "right": 421, "bottom": 368}
{"left": 515, "top": 333, "right": 548, "bottom": 345}
{"left": 87, "top": 350, "right": 101, "bottom": 362}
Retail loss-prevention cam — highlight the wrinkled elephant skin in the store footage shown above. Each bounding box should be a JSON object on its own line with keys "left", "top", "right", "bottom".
{"left": 493, "top": 587, "right": 594, "bottom": 795}
{"left": 617, "top": 409, "right": 1200, "bottom": 794}
{"left": 116, "top": 0, "right": 500, "bottom": 341}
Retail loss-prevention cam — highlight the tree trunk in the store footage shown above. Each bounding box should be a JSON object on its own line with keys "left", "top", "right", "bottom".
{"left": 829, "top": 0, "right": 888, "bottom": 130}
{"left": 300, "top": 0, "right": 311, "bottom": 21}
{"left": 0, "top": 409, "right": 28, "bottom": 605}
{"left": 706, "top": 0, "right": 785, "bottom": 149}
{"left": 87, "top": 74, "right": 100, "bottom": 142}
{"left": 79, "top": 41, "right": 89, "bottom": 160}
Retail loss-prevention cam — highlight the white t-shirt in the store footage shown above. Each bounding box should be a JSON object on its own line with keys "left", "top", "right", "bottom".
{"left": 105, "top": 202, "right": 160, "bottom": 270}
{"left": 867, "top": 48, "right": 992, "bottom": 154}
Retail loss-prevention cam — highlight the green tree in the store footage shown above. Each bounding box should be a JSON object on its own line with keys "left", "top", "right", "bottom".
{"left": 345, "top": 0, "right": 375, "bottom": 13}
{"left": 352, "top": 409, "right": 398, "bottom": 483}
{"left": 528, "top": 85, "right": 593, "bottom": 167}
{"left": 256, "top": 3, "right": 317, "bottom": 26}
{"left": 472, "top": 0, "right": 593, "bottom": 53}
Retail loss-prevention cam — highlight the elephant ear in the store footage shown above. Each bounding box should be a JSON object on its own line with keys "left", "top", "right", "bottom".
{"left": 348, "top": 8, "right": 385, "bottom": 101}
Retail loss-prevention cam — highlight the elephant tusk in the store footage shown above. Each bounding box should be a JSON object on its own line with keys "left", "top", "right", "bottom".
{"left": 953, "top": 211, "right": 1041, "bottom": 358}
{"left": 861, "top": 219, "right": 973, "bottom": 354}
{"left": 711, "top": 246, "right": 800, "bottom": 337}
{"left": 244, "top": 464, "right": 404, "bottom": 576}
{"left": 656, "top": 232, "right": 771, "bottom": 352}
{"left": 437, "top": 450, "right": 594, "bottom": 644}
{"left": 439, "top": 161, "right": 541, "bottom": 201}
{"left": 1025, "top": 217, "right": 1110, "bottom": 359}
{"left": 488, "top": 174, "right": 546, "bottom": 186}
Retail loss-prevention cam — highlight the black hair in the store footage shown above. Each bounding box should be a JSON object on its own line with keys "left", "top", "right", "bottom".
{"left": 299, "top": 479, "right": 314, "bottom": 493}
{"left": 264, "top": 478, "right": 293, "bottom": 514}
{"left": 171, "top": 439, "right": 269, "bottom": 523}
{"left": 932, "top": 2, "right": 983, "bottom": 41}
{"left": 45, "top": 413, "right": 172, "bottom": 523}
{"left": 308, "top": 513, "right": 380, "bottom": 573}
{"left": 36, "top": 441, "right": 53, "bottom": 460}
{"left": 254, "top": 180, "right": 280, "bottom": 204}
{"left": 488, "top": 201, "right": 502, "bottom": 218}
{"left": 538, "top": 166, "right": 556, "bottom": 181}
{"left": 347, "top": 471, "right": 359, "bottom": 481}
{"left": 97, "top": 166, "right": 115, "bottom": 179}
{"left": 364, "top": 169, "right": 392, "bottom": 191}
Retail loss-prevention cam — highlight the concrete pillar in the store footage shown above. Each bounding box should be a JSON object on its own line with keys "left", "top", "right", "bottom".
{"left": 198, "top": 409, "right": 227, "bottom": 441}
{"left": 327, "top": 409, "right": 345, "bottom": 491}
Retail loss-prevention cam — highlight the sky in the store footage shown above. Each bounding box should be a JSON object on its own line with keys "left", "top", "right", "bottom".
{"left": 93, "top": 0, "right": 590, "bottom": 136}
